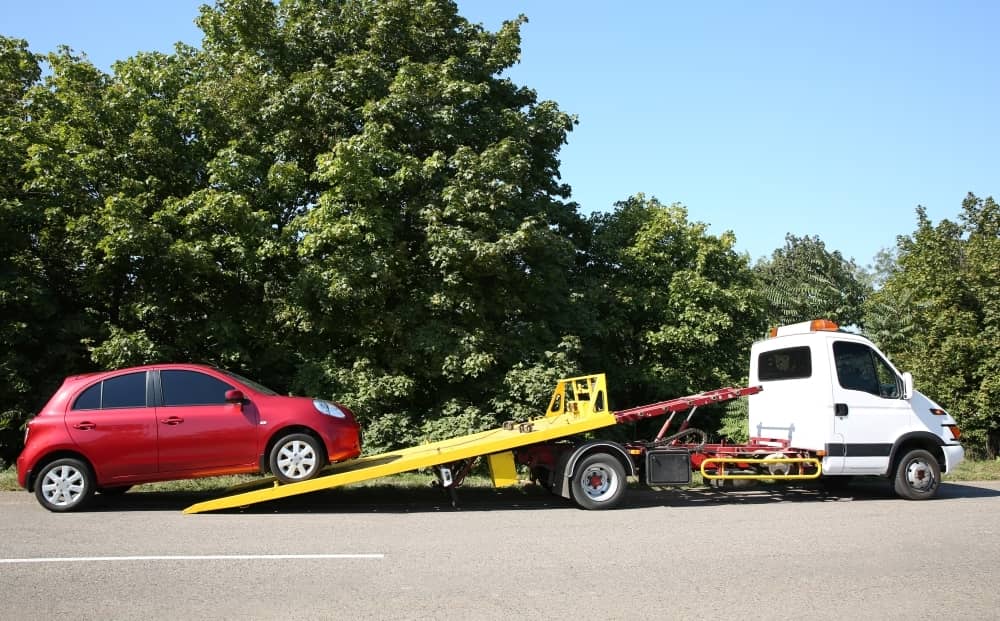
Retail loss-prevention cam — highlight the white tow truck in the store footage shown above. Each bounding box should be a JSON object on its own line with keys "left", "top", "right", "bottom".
{"left": 748, "top": 319, "right": 964, "bottom": 498}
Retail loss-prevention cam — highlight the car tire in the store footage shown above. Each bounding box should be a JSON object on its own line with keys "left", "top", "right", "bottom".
{"left": 34, "top": 457, "right": 96, "bottom": 512}
{"left": 269, "top": 433, "right": 325, "bottom": 484}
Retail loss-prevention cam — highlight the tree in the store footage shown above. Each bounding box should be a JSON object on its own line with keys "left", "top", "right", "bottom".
{"left": 754, "top": 234, "right": 871, "bottom": 328}
{"left": 865, "top": 194, "right": 1000, "bottom": 457}
{"left": 185, "top": 0, "right": 588, "bottom": 450}
{"left": 580, "top": 195, "right": 765, "bottom": 415}
{"left": 0, "top": 37, "right": 53, "bottom": 464}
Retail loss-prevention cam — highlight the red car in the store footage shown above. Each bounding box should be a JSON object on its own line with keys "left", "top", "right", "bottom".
{"left": 16, "top": 363, "right": 361, "bottom": 512}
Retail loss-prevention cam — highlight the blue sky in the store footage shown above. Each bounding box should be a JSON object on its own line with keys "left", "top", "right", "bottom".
{"left": 4, "top": 1, "right": 997, "bottom": 265}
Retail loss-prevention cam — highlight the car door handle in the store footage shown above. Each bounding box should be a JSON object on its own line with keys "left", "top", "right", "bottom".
{"left": 73, "top": 422, "right": 96, "bottom": 430}
{"left": 835, "top": 403, "right": 849, "bottom": 417}
{"left": 160, "top": 416, "right": 184, "bottom": 425}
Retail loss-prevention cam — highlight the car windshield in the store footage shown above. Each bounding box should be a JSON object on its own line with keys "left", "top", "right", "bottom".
{"left": 220, "top": 369, "right": 279, "bottom": 396}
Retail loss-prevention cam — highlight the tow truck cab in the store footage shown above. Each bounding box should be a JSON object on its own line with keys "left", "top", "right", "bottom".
{"left": 747, "top": 320, "right": 964, "bottom": 490}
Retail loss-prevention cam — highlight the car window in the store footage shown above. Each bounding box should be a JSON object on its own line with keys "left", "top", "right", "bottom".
{"left": 72, "top": 383, "right": 102, "bottom": 410}
{"left": 161, "top": 370, "right": 234, "bottom": 406}
{"left": 100, "top": 372, "right": 148, "bottom": 409}
{"left": 758, "top": 346, "right": 812, "bottom": 381}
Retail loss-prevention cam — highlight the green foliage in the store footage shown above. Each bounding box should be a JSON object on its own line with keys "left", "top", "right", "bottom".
{"left": 580, "top": 195, "right": 766, "bottom": 409}
{"left": 754, "top": 234, "right": 871, "bottom": 328}
{"left": 865, "top": 195, "right": 1000, "bottom": 457}
{"left": 718, "top": 397, "right": 750, "bottom": 444}
{"left": 2, "top": 3, "right": 992, "bottom": 468}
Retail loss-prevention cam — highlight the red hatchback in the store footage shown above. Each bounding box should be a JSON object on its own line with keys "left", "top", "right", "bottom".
{"left": 16, "top": 364, "right": 362, "bottom": 512}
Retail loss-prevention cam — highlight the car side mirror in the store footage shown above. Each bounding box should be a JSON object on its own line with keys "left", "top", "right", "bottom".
{"left": 225, "top": 389, "right": 245, "bottom": 407}
{"left": 901, "top": 372, "right": 914, "bottom": 400}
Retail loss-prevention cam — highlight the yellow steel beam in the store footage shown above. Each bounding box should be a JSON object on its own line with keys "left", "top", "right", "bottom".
{"left": 184, "top": 374, "right": 613, "bottom": 514}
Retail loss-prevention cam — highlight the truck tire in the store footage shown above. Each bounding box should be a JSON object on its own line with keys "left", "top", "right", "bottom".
{"left": 893, "top": 449, "right": 940, "bottom": 500}
{"left": 570, "top": 453, "right": 627, "bottom": 510}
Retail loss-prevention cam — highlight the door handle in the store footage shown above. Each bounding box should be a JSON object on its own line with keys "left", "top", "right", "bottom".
{"left": 73, "top": 422, "right": 96, "bottom": 430}
{"left": 160, "top": 416, "right": 184, "bottom": 425}
{"left": 834, "top": 403, "right": 849, "bottom": 417}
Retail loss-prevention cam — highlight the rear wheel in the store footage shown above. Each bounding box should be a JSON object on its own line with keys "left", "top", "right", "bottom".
{"left": 269, "top": 433, "right": 325, "bottom": 484}
{"left": 893, "top": 449, "right": 940, "bottom": 500}
{"left": 570, "top": 453, "right": 627, "bottom": 510}
{"left": 34, "top": 458, "right": 96, "bottom": 512}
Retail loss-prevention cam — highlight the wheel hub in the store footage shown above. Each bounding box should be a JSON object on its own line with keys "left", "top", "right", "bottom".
{"left": 588, "top": 472, "right": 605, "bottom": 489}
{"left": 906, "top": 460, "right": 934, "bottom": 491}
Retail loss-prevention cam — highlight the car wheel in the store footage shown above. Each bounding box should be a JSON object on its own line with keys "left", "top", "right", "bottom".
{"left": 269, "top": 433, "right": 325, "bottom": 484}
{"left": 34, "top": 458, "right": 96, "bottom": 512}
{"left": 570, "top": 453, "right": 627, "bottom": 510}
{"left": 893, "top": 448, "right": 940, "bottom": 500}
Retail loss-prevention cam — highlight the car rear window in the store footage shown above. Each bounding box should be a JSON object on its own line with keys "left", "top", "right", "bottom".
{"left": 758, "top": 346, "right": 812, "bottom": 381}
{"left": 72, "top": 383, "right": 102, "bottom": 410}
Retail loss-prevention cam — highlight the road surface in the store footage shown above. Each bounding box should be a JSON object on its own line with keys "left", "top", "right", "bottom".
{"left": 1, "top": 480, "right": 998, "bottom": 620}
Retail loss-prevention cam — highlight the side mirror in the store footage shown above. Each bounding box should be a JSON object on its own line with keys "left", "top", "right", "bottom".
{"left": 225, "top": 389, "right": 245, "bottom": 405}
{"left": 901, "top": 372, "right": 914, "bottom": 400}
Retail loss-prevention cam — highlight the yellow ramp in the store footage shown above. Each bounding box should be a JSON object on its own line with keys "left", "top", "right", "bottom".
{"left": 184, "top": 374, "right": 614, "bottom": 513}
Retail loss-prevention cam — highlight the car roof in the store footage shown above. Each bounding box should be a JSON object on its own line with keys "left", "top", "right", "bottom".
{"left": 64, "top": 363, "right": 221, "bottom": 383}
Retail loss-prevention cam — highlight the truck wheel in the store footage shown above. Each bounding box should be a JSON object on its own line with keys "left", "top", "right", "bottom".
{"left": 893, "top": 449, "right": 940, "bottom": 500}
{"left": 571, "top": 453, "right": 627, "bottom": 510}
{"left": 34, "top": 458, "right": 96, "bottom": 512}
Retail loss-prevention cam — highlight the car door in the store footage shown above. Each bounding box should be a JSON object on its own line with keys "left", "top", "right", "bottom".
{"left": 154, "top": 369, "right": 259, "bottom": 474}
{"left": 65, "top": 371, "right": 158, "bottom": 480}
{"left": 829, "top": 340, "right": 914, "bottom": 474}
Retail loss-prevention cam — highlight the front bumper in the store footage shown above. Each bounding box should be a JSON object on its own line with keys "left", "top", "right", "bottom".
{"left": 942, "top": 443, "right": 964, "bottom": 474}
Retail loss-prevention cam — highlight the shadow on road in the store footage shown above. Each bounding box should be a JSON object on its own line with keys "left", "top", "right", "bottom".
{"left": 86, "top": 479, "right": 1000, "bottom": 515}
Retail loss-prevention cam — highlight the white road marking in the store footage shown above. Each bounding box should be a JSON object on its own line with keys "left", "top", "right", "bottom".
{"left": 0, "top": 554, "right": 384, "bottom": 564}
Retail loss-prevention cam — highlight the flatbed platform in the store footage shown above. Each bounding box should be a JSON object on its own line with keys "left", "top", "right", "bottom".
{"left": 184, "top": 374, "right": 616, "bottom": 513}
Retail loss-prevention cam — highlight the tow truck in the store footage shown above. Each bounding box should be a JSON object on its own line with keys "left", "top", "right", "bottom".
{"left": 184, "top": 320, "right": 964, "bottom": 513}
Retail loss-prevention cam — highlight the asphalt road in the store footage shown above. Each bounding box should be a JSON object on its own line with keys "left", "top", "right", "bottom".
{"left": 1, "top": 480, "right": 998, "bottom": 620}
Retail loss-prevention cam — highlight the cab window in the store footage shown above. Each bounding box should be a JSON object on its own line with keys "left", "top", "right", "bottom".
{"left": 758, "top": 346, "right": 812, "bottom": 381}
{"left": 833, "top": 341, "right": 901, "bottom": 398}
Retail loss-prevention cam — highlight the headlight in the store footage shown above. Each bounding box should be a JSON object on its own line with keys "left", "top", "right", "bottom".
{"left": 313, "top": 400, "right": 346, "bottom": 418}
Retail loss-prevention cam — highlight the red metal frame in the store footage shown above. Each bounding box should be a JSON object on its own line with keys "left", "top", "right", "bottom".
{"left": 515, "top": 384, "right": 820, "bottom": 479}
{"left": 612, "top": 386, "right": 762, "bottom": 424}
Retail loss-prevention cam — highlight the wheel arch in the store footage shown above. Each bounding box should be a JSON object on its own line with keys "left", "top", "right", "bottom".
{"left": 551, "top": 440, "right": 634, "bottom": 500}
{"left": 888, "top": 432, "right": 945, "bottom": 476}
{"left": 259, "top": 425, "right": 326, "bottom": 472}
{"left": 26, "top": 450, "right": 95, "bottom": 492}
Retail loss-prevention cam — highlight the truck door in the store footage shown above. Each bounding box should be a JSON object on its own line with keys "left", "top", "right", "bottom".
{"left": 829, "top": 340, "right": 913, "bottom": 474}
